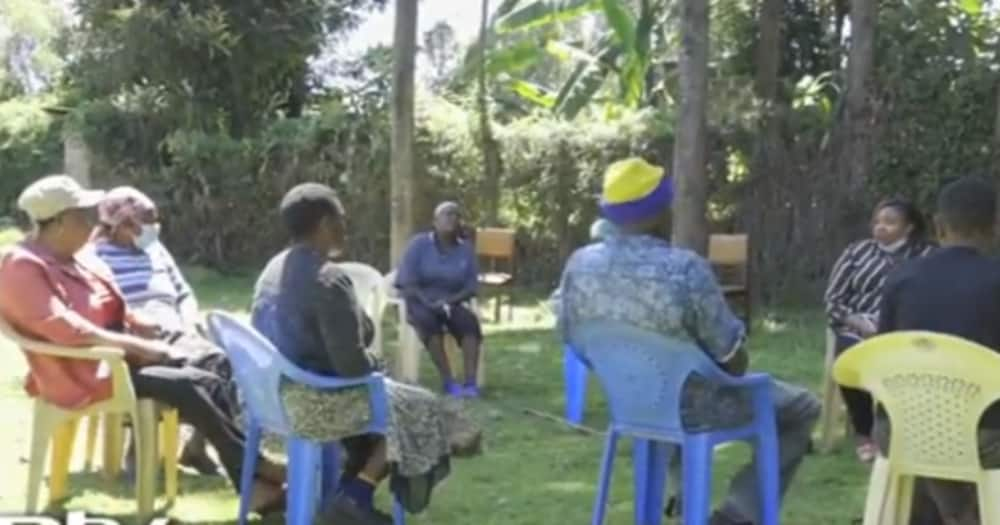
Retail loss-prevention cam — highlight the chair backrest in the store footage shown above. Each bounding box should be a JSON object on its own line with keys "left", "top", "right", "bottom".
{"left": 475, "top": 227, "right": 516, "bottom": 273}
{"left": 0, "top": 314, "right": 33, "bottom": 348}
{"left": 708, "top": 234, "right": 748, "bottom": 287}
{"left": 834, "top": 331, "right": 1000, "bottom": 479}
{"left": 207, "top": 310, "right": 295, "bottom": 435}
{"left": 567, "top": 321, "right": 725, "bottom": 437}
{"left": 338, "top": 261, "right": 386, "bottom": 321}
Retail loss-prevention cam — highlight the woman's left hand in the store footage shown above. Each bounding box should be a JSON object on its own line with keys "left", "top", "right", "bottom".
{"left": 127, "top": 312, "right": 164, "bottom": 340}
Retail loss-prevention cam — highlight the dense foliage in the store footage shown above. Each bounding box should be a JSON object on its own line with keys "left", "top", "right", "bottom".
{"left": 4, "top": 0, "right": 1000, "bottom": 298}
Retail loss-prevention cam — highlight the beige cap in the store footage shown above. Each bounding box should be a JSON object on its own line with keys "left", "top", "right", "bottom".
{"left": 17, "top": 175, "right": 106, "bottom": 222}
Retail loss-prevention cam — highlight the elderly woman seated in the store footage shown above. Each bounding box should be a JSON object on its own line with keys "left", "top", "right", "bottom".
{"left": 396, "top": 202, "right": 484, "bottom": 398}
{"left": 0, "top": 175, "right": 286, "bottom": 514}
{"left": 252, "top": 184, "right": 481, "bottom": 525}
{"left": 88, "top": 186, "right": 235, "bottom": 474}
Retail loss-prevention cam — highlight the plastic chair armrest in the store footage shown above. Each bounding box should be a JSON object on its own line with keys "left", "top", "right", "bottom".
{"left": 281, "top": 366, "right": 386, "bottom": 392}
{"left": 21, "top": 342, "right": 126, "bottom": 362}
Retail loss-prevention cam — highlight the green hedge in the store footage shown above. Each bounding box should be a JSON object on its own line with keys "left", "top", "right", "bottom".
{"left": 66, "top": 93, "right": 668, "bottom": 284}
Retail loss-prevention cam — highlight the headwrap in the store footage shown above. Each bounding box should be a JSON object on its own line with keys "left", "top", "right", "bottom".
{"left": 98, "top": 186, "right": 157, "bottom": 228}
{"left": 599, "top": 157, "right": 673, "bottom": 225}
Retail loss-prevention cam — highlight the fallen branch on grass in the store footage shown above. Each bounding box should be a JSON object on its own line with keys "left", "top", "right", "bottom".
{"left": 521, "top": 407, "right": 604, "bottom": 436}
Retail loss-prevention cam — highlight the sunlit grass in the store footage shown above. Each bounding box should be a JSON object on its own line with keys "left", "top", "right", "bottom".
{"left": 0, "top": 273, "right": 869, "bottom": 524}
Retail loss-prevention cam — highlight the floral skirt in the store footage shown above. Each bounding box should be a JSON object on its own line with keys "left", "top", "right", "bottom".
{"left": 281, "top": 378, "right": 481, "bottom": 512}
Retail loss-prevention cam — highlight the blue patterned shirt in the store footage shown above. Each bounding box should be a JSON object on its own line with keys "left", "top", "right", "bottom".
{"left": 558, "top": 234, "right": 745, "bottom": 361}
{"left": 557, "top": 233, "right": 750, "bottom": 429}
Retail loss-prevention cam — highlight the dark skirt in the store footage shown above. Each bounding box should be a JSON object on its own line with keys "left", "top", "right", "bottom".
{"left": 405, "top": 300, "right": 482, "bottom": 345}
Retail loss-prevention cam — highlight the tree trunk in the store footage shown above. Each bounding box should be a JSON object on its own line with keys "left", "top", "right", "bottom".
{"left": 748, "top": 0, "right": 784, "bottom": 304}
{"left": 843, "top": 0, "right": 876, "bottom": 196}
{"left": 479, "top": 0, "right": 503, "bottom": 226}
{"left": 390, "top": 0, "right": 419, "bottom": 266}
{"left": 671, "top": 0, "right": 710, "bottom": 255}
{"left": 991, "top": 78, "right": 1000, "bottom": 240}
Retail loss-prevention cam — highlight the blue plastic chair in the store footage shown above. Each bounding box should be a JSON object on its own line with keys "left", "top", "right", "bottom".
{"left": 207, "top": 309, "right": 406, "bottom": 525}
{"left": 567, "top": 321, "right": 780, "bottom": 525}
{"left": 564, "top": 343, "right": 589, "bottom": 425}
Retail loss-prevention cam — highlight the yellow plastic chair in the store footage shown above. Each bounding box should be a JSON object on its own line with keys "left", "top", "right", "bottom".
{"left": 818, "top": 328, "right": 852, "bottom": 453}
{"left": 0, "top": 317, "right": 179, "bottom": 519}
{"left": 833, "top": 331, "right": 1000, "bottom": 525}
{"left": 384, "top": 270, "right": 487, "bottom": 387}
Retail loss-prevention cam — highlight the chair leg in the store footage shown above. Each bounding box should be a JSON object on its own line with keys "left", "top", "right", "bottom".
{"left": 564, "top": 347, "right": 588, "bottom": 425}
{"left": 592, "top": 431, "right": 619, "bottom": 525}
{"left": 754, "top": 430, "right": 781, "bottom": 525}
{"left": 83, "top": 415, "right": 99, "bottom": 471}
{"left": 287, "top": 437, "right": 323, "bottom": 525}
{"left": 681, "top": 436, "right": 713, "bottom": 525}
{"left": 507, "top": 293, "right": 514, "bottom": 323}
{"left": 632, "top": 440, "right": 650, "bottom": 525}
{"left": 237, "top": 421, "right": 262, "bottom": 525}
{"left": 633, "top": 441, "right": 670, "bottom": 525}
{"left": 398, "top": 315, "right": 420, "bottom": 384}
{"left": 135, "top": 402, "right": 158, "bottom": 521}
{"left": 102, "top": 413, "right": 125, "bottom": 479}
{"left": 476, "top": 340, "right": 487, "bottom": 389}
{"left": 26, "top": 402, "right": 58, "bottom": 513}
{"left": 48, "top": 417, "right": 80, "bottom": 505}
{"left": 320, "top": 443, "right": 342, "bottom": 504}
{"left": 892, "top": 475, "right": 915, "bottom": 525}
{"left": 393, "top": 496, "right": 407, "bottom": 525}
{"left": 819, "top": 331, "right": 841, "bottom": 453}
{"left": 161, "top": 409, "right": 179, "bottom": 502}
{"left": 979, "top": 469, "right": 1000, "bottom": 525}
{"left": 861, "top": 456, "right": 891, "bottom": 525}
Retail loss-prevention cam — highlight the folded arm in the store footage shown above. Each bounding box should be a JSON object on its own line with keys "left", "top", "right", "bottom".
{"left": 684, "top": 257, "right": 748, "bottom": 375}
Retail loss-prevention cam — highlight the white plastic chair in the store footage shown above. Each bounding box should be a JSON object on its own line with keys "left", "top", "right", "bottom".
{"left": 384, "top": 271, "right": 486, "bottom": 387}
{"left": 0, "top": 316, "right": 177, "bottom": 519}
{"left": 339, "top": 262, "right": 388, "bottom": 357}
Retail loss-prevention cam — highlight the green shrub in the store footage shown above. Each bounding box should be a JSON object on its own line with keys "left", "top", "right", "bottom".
{"left": 0, "top": 96, "right": 63, "bottom": 216}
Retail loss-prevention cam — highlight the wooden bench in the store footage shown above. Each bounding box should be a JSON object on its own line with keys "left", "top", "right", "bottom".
{"left": 708, "top": 234, "right": 751, "bottom": 328}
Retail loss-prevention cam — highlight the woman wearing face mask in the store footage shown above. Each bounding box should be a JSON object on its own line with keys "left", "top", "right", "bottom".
{"left": 89, "top": 187, "right": 243, "bottom": 476}
{"left": 0, "top": 176, "right": 286, "bottom": 512}
{"left": 825, "top": 197, "right": 934, "bottom": 462}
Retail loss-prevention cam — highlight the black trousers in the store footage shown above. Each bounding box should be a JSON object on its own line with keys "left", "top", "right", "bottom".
{"left": 834, "top": 334, "right": 875, "bottom": 437}
{"left": 130, "top": 359, "right": 249, "bottom": 493}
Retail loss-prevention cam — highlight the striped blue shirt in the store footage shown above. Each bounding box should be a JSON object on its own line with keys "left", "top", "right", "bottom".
{"left": 91, "top": 240, "right": 199, "bottom": 331}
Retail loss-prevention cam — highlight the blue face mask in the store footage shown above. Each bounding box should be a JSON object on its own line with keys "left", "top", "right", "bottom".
{"left": 134, "top": 223, "right": 161, "bottom": 251}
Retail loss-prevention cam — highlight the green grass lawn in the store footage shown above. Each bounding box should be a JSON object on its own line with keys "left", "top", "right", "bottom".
{"left": 0, "top": 231, "right": 870, "bottom": 524}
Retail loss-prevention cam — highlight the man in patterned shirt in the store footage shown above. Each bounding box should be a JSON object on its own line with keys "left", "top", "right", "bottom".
{"left": 558, "top": 158, "right": 820, "bottom": 525}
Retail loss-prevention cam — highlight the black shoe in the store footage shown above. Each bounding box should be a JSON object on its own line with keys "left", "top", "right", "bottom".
{"left": 321, "top": 493, "right": 393, "bottom": 525}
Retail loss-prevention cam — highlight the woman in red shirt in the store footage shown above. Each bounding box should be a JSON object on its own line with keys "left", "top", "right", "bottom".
{"left": 0, "top": 175, "right": 285, "bottom": 514}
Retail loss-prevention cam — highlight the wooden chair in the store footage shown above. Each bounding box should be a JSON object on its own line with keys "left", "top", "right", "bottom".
{"left": 708, "top": 234, "right": 751, "bottom": 329}
{"left": 475, "top": 227, "right": 516, "bottom": 323}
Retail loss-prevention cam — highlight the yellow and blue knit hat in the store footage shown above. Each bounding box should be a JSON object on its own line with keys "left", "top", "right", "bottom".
{"left": 599, "top": 157, "right": 673, "bottom": 225}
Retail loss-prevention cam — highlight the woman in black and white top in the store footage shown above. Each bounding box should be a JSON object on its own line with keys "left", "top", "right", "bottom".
{"left": 825, "top": 197, "right": 934, "bottom": 462}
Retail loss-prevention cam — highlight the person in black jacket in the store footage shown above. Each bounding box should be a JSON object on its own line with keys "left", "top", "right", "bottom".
{"left": 252, "top": 183, "right": 481, "bottom": 525}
